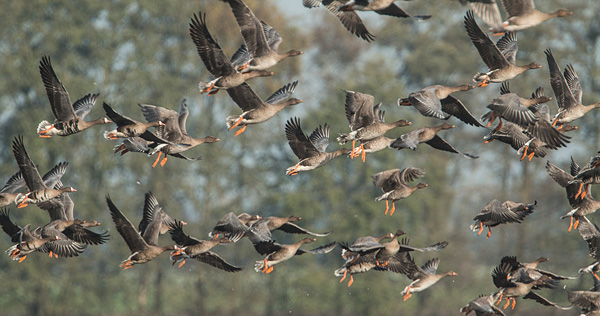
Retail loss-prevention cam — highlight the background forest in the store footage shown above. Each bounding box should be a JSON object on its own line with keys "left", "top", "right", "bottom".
{"left": 0, "top": 0, "right": 598, "bottom": 315}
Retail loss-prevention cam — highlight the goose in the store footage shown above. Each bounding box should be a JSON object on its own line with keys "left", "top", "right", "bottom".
{"left": 189, "top": 12, "right": 272, "bottom": 96}
{"left": 36, "top": 56, "right": 110, "bottom": 137}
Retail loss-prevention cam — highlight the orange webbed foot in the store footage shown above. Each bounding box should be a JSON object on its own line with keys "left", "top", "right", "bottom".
{"left": 574, "top": 219, "right": 580, "bottom": 230}
{"left": 18, "top": 255, "right": 27, "bottom": 263}
{"left": 152, "top": 152, "right": 162, "bottom": 168}
{"left": 384, "top": 201, "right": 389, "bottom": 215}
{"left": 340, "top": 270, "right": 347, "bottom": 283}
{"left": 389, "top": 202, "right": 396, "bottom": 216}
{"left": 228, "top": 116, "right": 244, "bottom": 131}
{"left": 234, "top": 125, "right": 247, "bottom": 136}
{"left": 265, "top": 266, "right": 274, "bottom": 274}
{"left": 477, "top": 222, "right": 484, "bottom": 236}
{"left": 178, "top": 259, "right": 186, "bottom": 268}
{"left": 486, "top": 227, "right": 491, "bottom": 239}
{"left": 347, "top": 275, "right": 354, "bottom": 287}
{"left": 568, "top": 216, "right": 574, "bottom": 232}
{"left": 201, "top": 83, "right": 215, "bottom": 94}
{"left": 160, "top": 156, "right": 168, "bottom": 167}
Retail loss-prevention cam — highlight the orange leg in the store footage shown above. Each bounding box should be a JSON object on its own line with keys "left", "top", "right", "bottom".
{"left": 340, "top": 270, "right": 347, "bottom": 283}
{"left": 574, "top": 218, "right": 580, "bottom": 230}
{"left": 17, "top": 199, "right": 29, "bottom": 209}
{"left": 39, "top": 135, "right": 52, "bottom": 138}
{"left": 486, "top": 227, "right": 492, "bottom": 239}
{"left": 486, "top": 112, "right": 496, "bottom": 128}
{"left": 476, "top": 77, "right": 490, "bottom": 88}
{"left": 229, "top": 116, "right": 244, "bottom": 131}
{"left": 234, "top": 125, "right": 247, "bottom": 136}
{"left": 237, "top": 61, "right": 249, "bottom": 72}
{"left": 18, "top": 255, "right": 27, "bottom": 263}
{"left": 389, "top": 202, "right": 396, "bottom": 216}
{"left": 152, "top": 152, "right": 162, "bottom": 168}
{"left": 503, "top": 298, "right": 510, "bottom": 309}
{"left": 492, "top": 32, "right": 505, "bottom": 36}
{"left": 287, "top": 164, "right": 300, "bottom": 176}
{"left": 520, "top": 146, "right": 528, "bottom": 161}
{"left": 124, "top": 265, "right": 134, "bottom": 270}
{"left": 402, "top": 287, "right": 412, "bottom": 301}
{"left": 172, "top": 248, "right": 184, "bottom": 256}
{"left": 201, "top": 83, "right": 215, "bottom": 94}
{"left": 575, "top": 183, "right": 584, "bottom": 199}
{"left": 477, "top": 222, "right": 484, "bottom": 235}
{"left": 511, "top": 298, "right": 516, "bottom": 310}
{"left": 114, "top": 144, "right": 125, "bottom": 153}
{"left": 360, "top": 144, "right": 366, "bottom": 162}
{"left": 495, "top": 293, "right": 503, "bottom": 305}
{"left": 261, "top": 259, "right": 269, "bottom": 273}
{"left": 384, "top": 201, "right": 389, "bottom": 215}
{"left": 527, "top": 152, "right": 535, "bottom": 161}
{"left": 212, "top": 233, "right": 220, "bottom": 240}
{"left": 48, "top": 251, "right": 53, "bottom": 258}
{"left": 581, "top": 185, "right": 589, "bottom": 199}
{"left": 160, "top": 156, "right": 168, "bottom": 167}
{"left": 594, "top": 273, "right": 600, "bottom": 280}
{"left": 347, "top": 275, "right": 354, "bottom": 287}
{"left": 121, "top": 259, "right": 132, "bottom": 269}
{"left": 568, "top": 216, "right": 574, "bottom": 232}
{"left": 207, "top": 89, "right": 219, "bottom": 96}
{"left": 38, "top": 125, "right": 55, "bottom": 134}
{"left": 265, "top": 266, "right": 274, "bottom": 274}
{"left": 350, "top": 140, "right": 356, "bottom": 159}
{"left": 178, "top": 259, "right": 186, "bottom": 268}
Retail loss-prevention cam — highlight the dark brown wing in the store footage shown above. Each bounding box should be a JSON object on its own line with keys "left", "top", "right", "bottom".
{"left": 322, "top": 0, "right": 374, "bottom": 42}
{"left": 62, "top": 225, "right": 109, "bottom": 245}
{"left": 193, "top": 251, "right": 242, "bottom": 272}
{"left": 0, "top": 208, "right": 21, "bottom": 241}
{"left": 102, "top": 102, "right": 136, "bottom": 126}
{"left": 224, "top": 0, "right": 271, "bottom": 58}
{"left": 441, "top": 96, "right": 484, "bottom": 127}
{"left": 277, "top": 222, "right": 330, "bottom": 237}
{"left": 138, "top": 104, "right": 183, "bottom": 141}
{"left": 522, "top": 292, "right": 573, "bottom": 310}
{"left": 11, "top": 135, "right": 45, "bottom": 191}
{"left": 425, "top": 135, "right": 478, "bottom": 159}
{"left": 189, "top": 12, "right": 236, "bottom": 77}
{"left": 343, "top": 90, "right": 377, "bottom": 130}
{"left": 106, "top": 195, "right": 148, "bottom": 253}
{"left": 168, "top": 220, "right": 201, "bottom": 246}
{"left": 39, "top": 56, "right": 77, "bottom": 121}
{"left": 285, "top": 117, "right": 319, "bottom": 159}
{"left": 296, "top": 241, "right": 337, "bottom": 255}
{"left": 464, "top": 10, "right": 510, "bottom": 70}
{"left": 226, "top": 82, "right": 265, "bottom": 112}
{"left": 209, "top": 212, "right": 249, "bottom": 242}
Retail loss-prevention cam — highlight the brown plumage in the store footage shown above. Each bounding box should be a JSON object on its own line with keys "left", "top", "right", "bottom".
{"left": 372, "top": 167, "right": 427, "bottom": 215}
{"left": 285, "top": 117, "right": 350, "bottom": 175}
{"left": 189, "top": 12, "right": 273, "bottom": 96}
{"left": 168, "top": 220, "right": 242, "bottom": 272}
{"left": 464, "top": 11, "right": 541, "bottom": 87}
{"left": 36, "top": 56, "right": 110, "bottom": 137}
{"left": 106, "top": 195, "right": 178, "bottom": 269}
{"left": 138, "top": 101, "right": 219, "bottom": 167}
{"left": 11, "top": 136, "right": 77, "bottom": 209}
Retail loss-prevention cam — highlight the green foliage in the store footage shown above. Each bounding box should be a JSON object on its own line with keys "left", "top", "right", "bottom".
{"left": 0, "top": 0, "right": 597, "bottom": 315}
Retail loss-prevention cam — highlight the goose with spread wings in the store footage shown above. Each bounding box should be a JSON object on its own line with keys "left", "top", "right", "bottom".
{"left": 464, "top": 11, "right": 541, "bottom": 87}
{"left": 138, "top": 101, "right": 219, "bottom": 167}
{"left": 226, "top": 81, "right": 303, "bottom": 136}
{"left": 189, "top": 12, "right": 272, "bottom": 96}
{"left": 222, "top": 0, "right": 302, "bottom": 72}
{"left": 36, "top": 56, "right": 110, "bottom": 137}
{"left": 285, "top": 117, "right": 350, "bottom": 176}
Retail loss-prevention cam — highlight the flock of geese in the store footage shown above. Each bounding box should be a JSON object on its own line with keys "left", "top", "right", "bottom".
{"left": 2, "top": 0, "right": 600, "bottom": 314}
